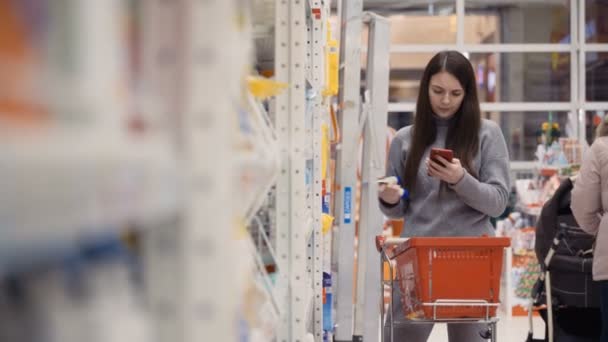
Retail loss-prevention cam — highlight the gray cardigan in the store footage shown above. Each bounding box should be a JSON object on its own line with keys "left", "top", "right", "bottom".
{"left": 379, "top": 118, "right": 511, "bottom": 237}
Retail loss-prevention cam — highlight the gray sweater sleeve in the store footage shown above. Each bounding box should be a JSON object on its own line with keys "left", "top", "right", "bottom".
{"left": 449, "top": 121, "right": 511, "bottom": 217}
{"left": 378, "top": 131, "right": 409, "bottom": 219}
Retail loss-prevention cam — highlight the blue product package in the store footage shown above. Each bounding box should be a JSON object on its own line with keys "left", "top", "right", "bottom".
{"left": 343, "top": 187, "right": 352, "bottom": 224}
{"left": 323, "top": 272, "right": 333, "bottom": 331}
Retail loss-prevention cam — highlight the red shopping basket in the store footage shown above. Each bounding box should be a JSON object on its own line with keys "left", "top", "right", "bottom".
{"left": 392, "top": 236, "right": 510, "bottom": 320}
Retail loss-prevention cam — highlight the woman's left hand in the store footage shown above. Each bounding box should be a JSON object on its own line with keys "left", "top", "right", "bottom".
{"left": 426, "top": 156, "right": 465, "bottom": 185}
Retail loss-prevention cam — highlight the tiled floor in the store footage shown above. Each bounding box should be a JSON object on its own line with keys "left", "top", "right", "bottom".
{"left": 426, "top": 311, "right": 545, "bottom": 342}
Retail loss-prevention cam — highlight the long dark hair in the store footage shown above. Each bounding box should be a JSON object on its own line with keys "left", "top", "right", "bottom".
{"left": 403, "top": 50, "right": 481, "bottom": 192}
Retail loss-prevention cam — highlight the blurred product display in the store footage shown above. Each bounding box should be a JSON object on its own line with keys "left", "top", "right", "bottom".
{"left": 0, "top": 1, "right": 607, "bottom": 342}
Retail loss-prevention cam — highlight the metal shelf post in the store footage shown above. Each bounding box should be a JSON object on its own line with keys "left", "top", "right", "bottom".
{"left": 354, "top": 13, "right": 390, "bottom": 342}
{"left": 309, "top": 1, "right": 328, "bottom": 340}
{"left": 333, "top": 0, "right": 364, "bottom": 340}
{"left": 275, "top": 0, "right": 309, "bottom": 341}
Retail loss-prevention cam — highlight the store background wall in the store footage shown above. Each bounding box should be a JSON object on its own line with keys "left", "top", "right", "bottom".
{"left": 499, "top": 5, "right": 570, "bottom": 161}
{"left": 362, "top": 1, "right": 608, "bottom": 161}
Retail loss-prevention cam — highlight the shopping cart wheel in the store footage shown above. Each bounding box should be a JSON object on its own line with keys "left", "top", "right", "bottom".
{"left": 479, "top": 328, "right": 492, "bottom": 339}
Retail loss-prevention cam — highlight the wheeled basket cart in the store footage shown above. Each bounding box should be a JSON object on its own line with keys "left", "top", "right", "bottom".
{"left": 375, "top": 235, "right": 511, "bottom": 342}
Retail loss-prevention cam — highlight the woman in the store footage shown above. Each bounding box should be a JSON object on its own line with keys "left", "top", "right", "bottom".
{"left": 378, "top": 50, "right": 510, "bottom": 341}
{"left": 571, "top": 115, "right": 608, "bottom": 342}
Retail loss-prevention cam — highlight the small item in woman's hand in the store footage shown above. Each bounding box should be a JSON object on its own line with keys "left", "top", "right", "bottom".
{"left": 377, "top": 176, "right": 399, "bottom": 185}
{"left": 377, "top": 176, "right": 405, "bottom": 198}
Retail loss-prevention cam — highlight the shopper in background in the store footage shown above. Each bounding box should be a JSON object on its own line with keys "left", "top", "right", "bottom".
{"left": 378, "top": 50, "right": 510, "bottom": 342}
{"left": 571, "top": 115, "right": 608, "bottom": 342}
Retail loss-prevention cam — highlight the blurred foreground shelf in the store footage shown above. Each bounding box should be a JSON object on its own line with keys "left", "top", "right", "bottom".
{"left": 0, "top": 135, "right": 180, "bottom": 275}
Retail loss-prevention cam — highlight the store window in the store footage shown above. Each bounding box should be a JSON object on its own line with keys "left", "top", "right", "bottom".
{"left": 363, "top": 1, "right": 456, "bottom": 44}
{"left": 387, "top": 53, "right": 433, "bottom": 102}
{"left": 585, "top": 0, "right": 608, "bottom": 43}
{"left": 489, "top": 111, "right": 570, "bottom": 161}
{"left": 387, "top": 112, "right": 413, "bottom": 131}
{"left": 470, "top": 52, "right": 570, "bottom": 102}
{"left": 387, "top": 52, "right": 571, "bottom": 103}
{"left": 383, "top": 1, "right": 608, "bottom": 161}
{"left": 586, "top": 52, "right": 608, "bottom": 101}
{"left": 464, "top": 1, "right": 570, "bottom": 44}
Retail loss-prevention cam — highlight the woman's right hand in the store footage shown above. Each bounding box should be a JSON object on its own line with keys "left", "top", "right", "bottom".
{"left": 378, "top": 183, "right": 404, "bottom": 205}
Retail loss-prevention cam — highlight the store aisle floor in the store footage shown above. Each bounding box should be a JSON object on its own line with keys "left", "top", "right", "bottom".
{"left": 426, "top": 312, "right": 545, "bottom": 342}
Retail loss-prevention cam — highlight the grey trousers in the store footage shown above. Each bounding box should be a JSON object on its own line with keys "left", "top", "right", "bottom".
{"left": 384, "top": 285, "right": 489, "bottom": 342}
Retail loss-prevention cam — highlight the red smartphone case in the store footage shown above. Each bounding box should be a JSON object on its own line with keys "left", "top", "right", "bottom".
{"left": 430, "top": 148, "right": 453, "bottom": 162}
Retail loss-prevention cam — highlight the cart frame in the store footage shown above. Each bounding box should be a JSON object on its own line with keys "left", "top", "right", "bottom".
{"left": 376, "top": 236, "right": 500, "bottom": 342}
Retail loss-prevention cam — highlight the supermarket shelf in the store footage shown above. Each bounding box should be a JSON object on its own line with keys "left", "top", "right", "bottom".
{"left": 0, "top": 134, "right": 179, "bottom": 274}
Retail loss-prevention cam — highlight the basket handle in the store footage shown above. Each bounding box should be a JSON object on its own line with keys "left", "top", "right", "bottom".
{"left": 375, "top": 235, "right": 386, "bottom": 252}
{"left": 375, "top": 236, "right": 410, "bottom": 253}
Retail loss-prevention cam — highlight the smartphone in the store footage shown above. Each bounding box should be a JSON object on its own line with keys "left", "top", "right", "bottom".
{"left": 430, "top": 148, "right": 453, "bottom": 164}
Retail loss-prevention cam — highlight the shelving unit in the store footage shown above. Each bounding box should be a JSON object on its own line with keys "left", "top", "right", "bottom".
{"left": 0, "top": 1, "right": 257, "bottom": 341}
{"left": 0, "top": 0, "right": 392, "bottom": 341}
{"left": 248, "top": 0, "right": 336, "bottom": 341}
{"left": 0, "top": 0, "right": 179, "bottom": 275}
